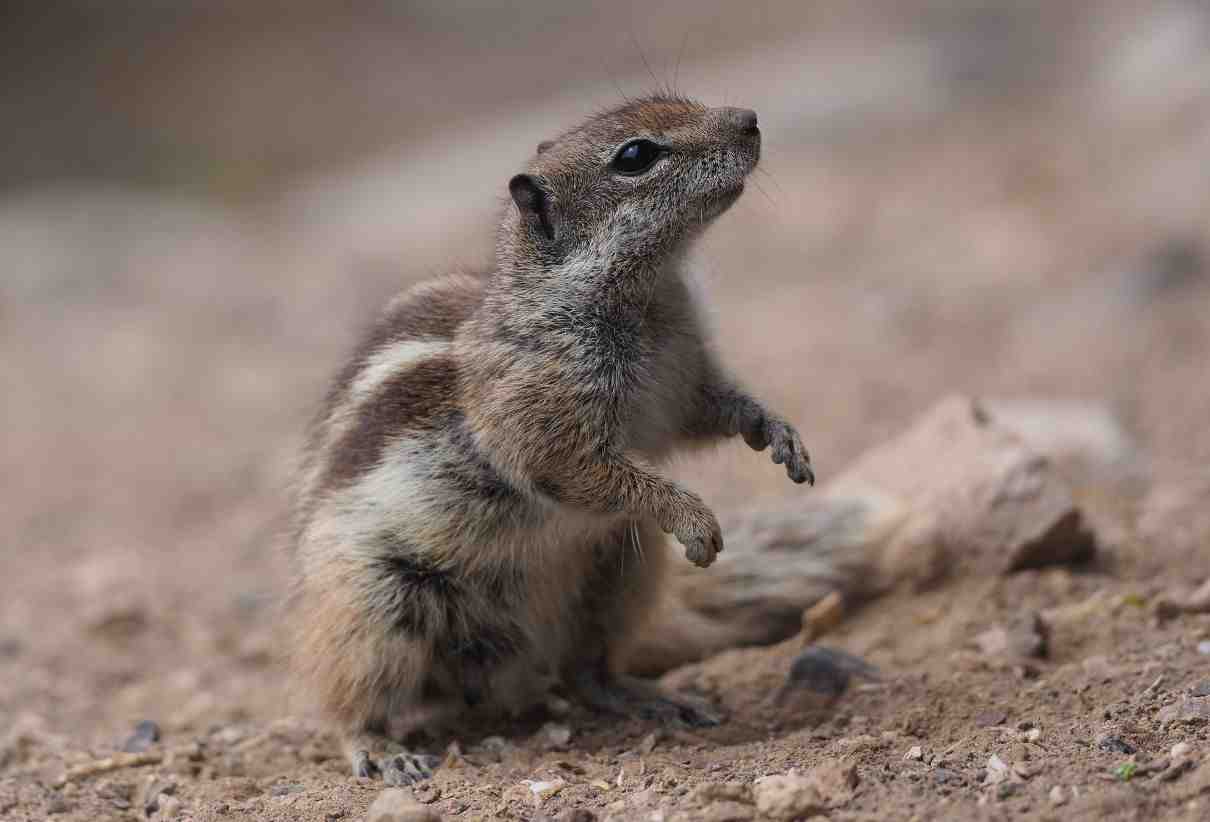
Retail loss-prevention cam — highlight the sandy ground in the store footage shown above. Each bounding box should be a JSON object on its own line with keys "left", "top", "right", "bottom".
{"left": 4, "top": 3, "right": 1210, "bottom": 820}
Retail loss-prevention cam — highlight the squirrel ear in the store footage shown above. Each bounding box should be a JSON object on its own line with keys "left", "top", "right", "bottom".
{"left": 508, "top": 174, "right": 556, "bottom": 241}
{"left": 536, "top": 139, "right": 556, "bottom": 155}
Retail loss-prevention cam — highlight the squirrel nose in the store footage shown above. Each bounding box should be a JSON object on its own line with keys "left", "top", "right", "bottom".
{"left": 722, "top": 107, "right": 759, "bottom": 135}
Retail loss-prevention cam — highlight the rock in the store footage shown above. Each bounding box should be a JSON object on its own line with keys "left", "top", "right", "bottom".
{"left": 753, "top": 773, "right": 825, "bottom": 821}
{"left": 555, "top": 812, "right": 598, "bottom": 822}
{"left": 973, "top": 612, "right": 1049, "bottom": 660}
{"left": 1192, "top": 681, "right": 1210, "bottom": 697}
{"left": 1138, "top": 477, "right": 1210, "bottom": 564}
{"left": 1161, "top": 759, "right": 1197, "bottom": 782}
{"left": 1171, "top": 742, "right": 1193, "bottom": 759}
{"left": 553, "top": 811, "right": 597, "bottom": 822}
{"left": 801, "top": 591, "right": 846, "bottom": 643}
{"left": 934, "top": 768, "right": 962, "bottom": 785}
{"left": 807, "top": 758, "right": 859, "bottom": 803}
{"left": 539, "top": 723, "right": 572, "bottom": 750}
{"left": 525, "top": 779, "right": 566, "bottom": 803}
{"left": 984, "top": 754, "right": 1013, "bottom": 786}
{"left": 974, "top": 711, "right": 1007, "bottom": 728}
{"left": 1049, "top": 785, "right": 1066, "bottom": 806}
{"left": 983, "top": 398, "right": 1141, "bottom": 491}
{"left": 1198, "top": 641, "right": 1210, "bottom": 656}
{"left": 366, "top": 788, "right": 442, "bottom": 822}
{"left": 1096, "top": 734, "right": 1137, "bottom": 755}
{"left": 780, "top": 646, "right": 879, "bottom": 700}
{"left": 1154, "top": 578, "right": 1210, "bottom": 619}
{"left": 632, "top": 492, "right": 908, "bottom": 675}
{"left": 1159, "top": 697, "right": 1210, "bottom": 725}
{"left": 695, "top": 803, "right": 756, "bottom": 822}
{"left": 690, "top": 782, "right": 752, "bottom": 805}
{"left": 121, "top": 720, "right": 161, "bottom": 753}
{"left": 830, "top": 396, "right": 1096, "bottom": 576}
{"left": 140, "top": 778, "right": 176, "bottom": 816}
{"left": 904, "top": 745, "right": 924, "bottom": 761}
{"left": 156, "top": 794, "right": 182, "bottom": 819}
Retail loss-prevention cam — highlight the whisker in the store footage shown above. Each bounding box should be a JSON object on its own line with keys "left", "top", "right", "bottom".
{"left": 673, "top": 28, "right": 691, "bottom": 95}
{"left": 750, "top": 175, "right": 777, "bottom": 210}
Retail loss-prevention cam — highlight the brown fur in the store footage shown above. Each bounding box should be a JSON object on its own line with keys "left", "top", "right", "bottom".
{"left": 288, "top": 96, "right": 813, "bottom": 782}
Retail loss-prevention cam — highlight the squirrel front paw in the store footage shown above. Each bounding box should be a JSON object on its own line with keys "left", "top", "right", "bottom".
{"left": 742, "top": 413, "right": 815, "bottom": 486}
{"left": 664, "top": 498, "right": 723, "bottom": 568}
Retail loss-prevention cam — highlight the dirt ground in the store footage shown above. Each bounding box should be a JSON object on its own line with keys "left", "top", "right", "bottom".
{"left": 4, "top": 3, "right": 1210, "bottom": 820}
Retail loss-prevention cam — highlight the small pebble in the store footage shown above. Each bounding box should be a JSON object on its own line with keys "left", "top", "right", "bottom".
{"left": 121, "top": 720, "right": 161, "bottom": 753}
{"left": 784, "top": 646, "right": 879, "bottom": 698}
{"left": 984, "top": 754, "right": 1011, "bottom": 785}
{"left": 1049, "top": 785, "right": 1066, "bottom": 805}
{"left": 1171, "top": 741, "right": 1192, "bottom": 758}
{"left": 1097, "top": 734, "right": 1136, "bottom": 755}
{"left": 974, "top": 711, "right": 1007, "bottom": 728}
{"left": 526, "top": 779, "right": 566, "bottom": 802}
{"left": 934, "top": 768, "right": 961, "bottom": 785}
{"left": 540, "top": 722, "right": 572, "bottom": 750}
{"left": 904, "top": 746, "right": 923, "bottom": 761}
{"left": 1197, "top": 641, "right": 1210, "bottom": 656}
{"left": 157, "top": 794, "right": 183, "bottom": 819}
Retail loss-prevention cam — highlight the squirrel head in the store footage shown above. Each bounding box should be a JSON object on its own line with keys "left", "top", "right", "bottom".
{"left": 499, "top": 95, "right": 760, "bottom": 273}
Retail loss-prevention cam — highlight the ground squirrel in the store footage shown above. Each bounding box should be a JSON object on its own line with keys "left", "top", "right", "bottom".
{"left": 289, "top": 95, "right": 814, "bottom": 784}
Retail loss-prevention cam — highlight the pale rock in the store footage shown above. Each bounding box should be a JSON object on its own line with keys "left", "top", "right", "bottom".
{"left": 830, "top": 396, "right": 1096, "bottom": 575}
{"left": 366, "top": 788, "right": 442, "bottom": 822}
{"left": 1159, "top": 697, "right": 1210, "bottom": 725}
{"left": 984, "top": 754, "right": 1012, "bottom": 785}
{"left": 753, "top": 773, "right": 825, "bottom": 821}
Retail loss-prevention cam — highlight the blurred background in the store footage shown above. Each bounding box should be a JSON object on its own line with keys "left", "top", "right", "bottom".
{"left": 2, "top": 0, "right": 1209, "bottom": 741}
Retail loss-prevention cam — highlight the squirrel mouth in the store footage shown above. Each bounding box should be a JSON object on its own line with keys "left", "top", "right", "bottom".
{"left": 699, "top": 183, "right": 745, "bottom": 221}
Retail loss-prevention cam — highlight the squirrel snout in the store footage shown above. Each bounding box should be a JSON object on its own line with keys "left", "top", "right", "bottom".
{"left": 721, "top": 107, "right": 759, "bottom": 136}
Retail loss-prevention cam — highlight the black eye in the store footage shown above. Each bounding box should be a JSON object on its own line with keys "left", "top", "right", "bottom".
{"left": 610, "top": 139, "right": 663, "bottom": 175}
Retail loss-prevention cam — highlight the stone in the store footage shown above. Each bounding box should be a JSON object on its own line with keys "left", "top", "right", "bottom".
{"left": 157, "top": 794, "right": 182, "bottom": 819}
{"left": 1159, "top": 697, "right": 1210, "bottom": 725}
{"left": 782, "top": 646, "right": 879, "bottom": 699}
{"left": 631, "top": 492, "right": 909, "bottom": 675}
{"left": 753, "top": 773, "right": 825, "bottom": 821}
{"left": 1096, "top": 734, "right": 1137, "bottom": 755}
{"left": 555, "top": 812, "right": 598, "bottom": 822}
{"left": 1154, "top": 578, "right": 1210, "bottom": 619}
{"left": 121, "top": 720, "right": 161, "bottom": 753}
{"left": 1049, "top": 785, "right": 1066, "bottom": 805}
{"left": 829, "top": 396, "right": 1096, "bottom": 576}
{"left": 1171, "top": 741, "right": 1193, "bottom": 759}
{"left": 904, "top": 746, "right": 924, "bottom": 761}
{"left": 984, "top": 754, "right": 1013, "bottom": 786}
{"left": 974, "top": 711, "right": 1008, "bottom": 728}
{"left": 973, "top": 612, "right": 1049, "bottom": 660}
{"left": 366, "top": 788, "right": 442, "bottom": 822}
{"left": 1138, "top": 476, "right": 1210, "bottom": 564}
{"left": 539, "top": 722, "right": 572, "bottom": 750}
{"left": 983, "top": 398, "right": 1141, "bottom": 491}
{"left": 807, "top": 758, "right": 859, "bottom": 803}
{"left": 526, "top": 778, "right": 566, "bottom": 804}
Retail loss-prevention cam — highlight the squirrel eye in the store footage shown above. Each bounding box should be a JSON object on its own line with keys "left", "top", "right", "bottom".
{"left": 610, "top": 139, "right": 663, "bottom": 175}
